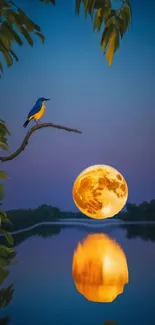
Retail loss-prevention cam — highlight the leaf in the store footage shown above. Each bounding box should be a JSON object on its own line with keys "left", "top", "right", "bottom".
{"left": 0, "top": 171, "right": 8, "bottom": 180}
{"left": 0, "top": 184, "right": 4, "bottom": 201}
{"left": 35, "top": 31, "right": 45, "bottom": 44}
{"left": 101, "top": 24, "right": 114, "bottom": 52}
{"left": 116, "top": 16, "right": 125, "bottom": 38}
{"left": 106, "top": 29, "right": 119, "bottom": 66}
{"left": 83, "top": 0, "right": 90, "bottom": 17}
{"left": 0, "top": 245, "right": 15, "bottom": 258}
{"left": 0, "top": 229, "right": 14, "bottom": 245}
{"left": 0, "top": 142, "right": 8, "bottom": 151}
{"left": 0, "top": 211, "right": 12, "bottom": 225}
{"left": 2, "top": 9, "right": 17, "bottom": 25}
{"left": 94, "top": 0, "right": 111, "bottom": 9}
{"left": 0, "top": 257, "right": 11, "bottom": 266}
{"left": 123, "top": 5, "right": 132, "bottom": 27}
{"left": 106, "top": 16, "right": 116, "bottom": 28}
{"left": 0, "top": 62, "right": 3, "bottom": 73}
{"left": 20, "top": 26, "right": 33, "bottom": 46}
{"left": 9, "top": 48, "right": 19, "bottom": 61}
{"left": 39, "top": 0, "right": 56, "bottom": 4}
{"left": 119, "top": 6, "right": 131, "bottom": 33}
{"left": 1, "top": 50, "right": 13, "bottom": 67}
{"left": 94, "top": 7, "right": 113, "bottom": 31}
{"left": 3, "top": 22, "right": 23, "bottom": 45}
{"left": 94, "top": 8, "right": 104, "bottom": 31}
{"left": 0, "top": 284, "right": 14, "bottom": 309}
{"left": 75, "top": 0, "right": 81, "bottom": 14}
{"left": 0, "top": 120, "right": 10, "bottom": 136}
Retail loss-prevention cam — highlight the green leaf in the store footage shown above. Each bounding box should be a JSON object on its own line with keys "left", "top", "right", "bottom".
{"left": 1, "top": 50, "right": 13, "bottom": 67}
{"left": 9, "top": 48, "right": 19, "bottom": 61}
{"left": 2, "top": 9, "right": 17, "bottom": 24}
{"left": 0, "top": 141, "right": 8, "bottom": 151}
{"left": 0, "top": 228, "right": 14, "bottom": 245}
{"left": 106, "top": 16, "right": 116, "bottom": 28}
{"left": 94, "top": 8, "right": 104, "bottom": 31}
{"left": 119, "top": 6, "right": 131, "bottom": 33}
{"left": 75, "top": 0, "right": 82, "bottom": 15}
{"left": 85, "top": 0, "right": 96, "bottom": 16}
{"left": 0, "top": 184, "right": 4, "bottom": 201}
{"left": 0, "top": 284, "right": 14, "bottom": 309}
{"left": 101, "top": 24, "right": 115, "bottom": 52}
{"left": 17, "top": 8, "right": 41, "bottom": 31}
{"left": 122, "top": 5, "right": 132, "bottom": 27}
{"left": 116, "top": 16, "right": 125, "bottom": 38}
{"left": 94, "top": 0, "right": 111, "bottom": 9}
{"left": 0, "top": 120, "right": 10, "bottom": 136}
{"left": 3, "top": 21, "right": 23, "bottom": 45}
{"left": 0, "top": 257, "right": 11, "bottom": 266}
{"left": 0, "top": 211, "right": 12, "bottom": 225}
{"left": 0, "top": 171, "right": 8, "bottom": 179}
{"left": 20, "top": 26, "right": 33, "bottom": 46}
{"left": 0, "top": 62, "right": 3, "bottom": 73}
{"left": 0, "top": 245, "right": 15, "bottom": 258}
{"left": 40, "top": 0, "right": 56, "bottom": 4}
{"left": 35, "top": 31, "right": 45, "bottom": 44}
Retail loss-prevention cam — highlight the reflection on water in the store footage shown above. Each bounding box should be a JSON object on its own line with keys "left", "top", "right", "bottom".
{"left": 0, "top": 222, "right": 155, "bottom": 325}
{"left": 72, "top": 233, "right": 128, "bottom": 302}
{"left": 0, "top": 238, "right": 16, "bottom": 324}
{"left": 1, "top": 221, "right": 155, "bottom": 248}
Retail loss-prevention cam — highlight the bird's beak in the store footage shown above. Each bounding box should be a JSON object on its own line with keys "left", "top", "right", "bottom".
{"left": 45, "top": 98, "right": 50, "bottom": 101}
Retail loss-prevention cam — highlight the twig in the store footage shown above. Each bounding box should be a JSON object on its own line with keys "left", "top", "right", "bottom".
{"left": 0, "top": 122, "right": 82, "bottom": 162}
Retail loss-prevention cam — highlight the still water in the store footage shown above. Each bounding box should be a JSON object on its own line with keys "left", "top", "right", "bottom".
{"left": 0, "top": 223, "right": 155, "bottom": 325}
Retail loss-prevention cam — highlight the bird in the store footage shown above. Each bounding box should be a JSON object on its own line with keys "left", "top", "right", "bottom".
{"left": 23, "top": 97, "right": 50, "bottom": 128}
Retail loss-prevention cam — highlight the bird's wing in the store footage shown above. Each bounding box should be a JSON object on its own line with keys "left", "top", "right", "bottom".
{"left": 27, "top": 103, "right": 42, "bottom": 118}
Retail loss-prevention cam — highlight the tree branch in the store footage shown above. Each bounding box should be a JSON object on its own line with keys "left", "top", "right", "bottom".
{"left": 0, "top": 122, "right": 82, "bottom": 162}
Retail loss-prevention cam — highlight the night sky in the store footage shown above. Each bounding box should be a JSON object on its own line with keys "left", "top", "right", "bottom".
{"left": 0, "top": 0, "right": 155, "bottom": 211}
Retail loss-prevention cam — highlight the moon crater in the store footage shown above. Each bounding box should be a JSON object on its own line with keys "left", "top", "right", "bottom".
{"left": 72, "top": 165, "right": 128, "bottom": 219}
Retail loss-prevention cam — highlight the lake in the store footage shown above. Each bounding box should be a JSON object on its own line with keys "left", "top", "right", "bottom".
{"left": 0, "top": 222, "right": 155, "bottom": 325}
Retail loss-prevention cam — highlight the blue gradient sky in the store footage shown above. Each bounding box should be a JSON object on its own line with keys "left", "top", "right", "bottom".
{"left": 0, "top": 0, "right": 155, "bottom": 211}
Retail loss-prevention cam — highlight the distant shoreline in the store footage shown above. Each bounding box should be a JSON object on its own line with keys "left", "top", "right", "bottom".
{"left": 1, "top": 219, "right": 155, "bottom": 236}
{"left": 3, "top": 200, "right": 155, "bottom": 232}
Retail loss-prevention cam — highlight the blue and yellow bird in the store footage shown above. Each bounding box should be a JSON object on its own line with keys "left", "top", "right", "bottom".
{"left": 23, "top": 97, "right": 50, "bottom": 128}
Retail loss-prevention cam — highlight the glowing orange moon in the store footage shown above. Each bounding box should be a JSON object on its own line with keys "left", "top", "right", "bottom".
{"left": 72, "top": 233, "right": 129, "bottom": 303}
{"left": 72, "top": 164, "right": 128, "bottom": 219}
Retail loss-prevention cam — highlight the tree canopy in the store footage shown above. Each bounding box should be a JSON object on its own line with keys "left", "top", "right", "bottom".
{"left": 0, "top": 0, "right": 132, "bottom": 75}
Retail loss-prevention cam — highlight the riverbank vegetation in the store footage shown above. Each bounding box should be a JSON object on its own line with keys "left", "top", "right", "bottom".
{"left": 3, "top": 199, "right": 155, "bottom": 232}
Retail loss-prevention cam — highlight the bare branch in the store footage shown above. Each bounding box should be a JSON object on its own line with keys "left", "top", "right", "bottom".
{"left": 0, "top": 122, "right": 82, "bottom": 162}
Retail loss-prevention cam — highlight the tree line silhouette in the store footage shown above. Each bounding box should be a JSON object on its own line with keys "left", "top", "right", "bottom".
{"left": 3, "top": 199, "right": 155, "bottom": 232}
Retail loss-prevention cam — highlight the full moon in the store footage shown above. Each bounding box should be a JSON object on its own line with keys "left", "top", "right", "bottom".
{"left": 72, "top": 165, "right": 128, "bottom": 219}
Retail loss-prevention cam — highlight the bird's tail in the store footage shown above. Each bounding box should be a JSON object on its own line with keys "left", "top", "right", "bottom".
{"left": 23, "top": 119, "right": 30, "bottom": 128}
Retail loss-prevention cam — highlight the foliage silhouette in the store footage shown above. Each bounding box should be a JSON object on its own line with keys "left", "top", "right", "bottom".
{"left": 0, "top": 0, "right": 132, "bottom": 75}
{"left": 0, "top": 120, "right": 15, "bottom": 307}
{"left": 0, "top": 316, "right": 10, "bottom": 325}
{"left": 4, "top": 199, "right": 155, "bottom": 229}
{"left": 0, "top": 284, "right": 14, "bottom": 309}
{"left": 0, "top": 201, "right": 155, "bottom": 245}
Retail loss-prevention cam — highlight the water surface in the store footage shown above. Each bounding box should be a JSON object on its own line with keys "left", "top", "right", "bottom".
{"left": 0, "top": 223, "right": 155, "bottom": 325}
